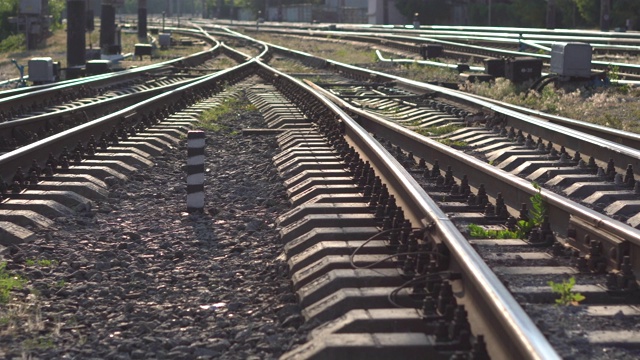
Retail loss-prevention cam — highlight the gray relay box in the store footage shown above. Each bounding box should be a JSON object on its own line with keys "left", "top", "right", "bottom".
{"left": 550, "top": 42, "right": 592, "bottom": 77}
{"left": 28, "top": 57, "right": 55, "bottom": 83}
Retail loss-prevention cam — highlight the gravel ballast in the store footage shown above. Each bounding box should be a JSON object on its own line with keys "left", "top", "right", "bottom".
{"left": 0, "top": 83, "right": 309, "bottom": 359}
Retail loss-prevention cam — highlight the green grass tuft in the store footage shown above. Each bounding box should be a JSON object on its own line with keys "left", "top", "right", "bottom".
{"left": 0, "top": 262, "right": 26, "bottom": 304}
{"left": 416, "top": 124, "right": 463, "bottom": 136}
{"left": 468, "top": 224, "right": 520, "bottom": 239}
{"left": 437, "top": 139, "right": 468, "bottom": 148}
{"left": 25, "top": 259, "right": 58, "bottom": 268}
{"left": 198, "top": 97, "right": 257, "bottom": 133}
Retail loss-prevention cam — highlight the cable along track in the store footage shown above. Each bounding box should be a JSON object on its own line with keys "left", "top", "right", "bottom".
{"left": 257, "top": 41, "right": 640, "bottom": 357}
{"left": 1, "top": 26, "right": 639, "bottom": 358}
{"left": 240, "top": 61, "right": 561, "bottom": 358}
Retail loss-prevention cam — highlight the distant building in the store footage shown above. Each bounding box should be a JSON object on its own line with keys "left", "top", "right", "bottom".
{"left": 367, "top": 0, "right": 407, "bottom": 24}
{"left": 264, "top": 0, "right": 408, "bottom": 24}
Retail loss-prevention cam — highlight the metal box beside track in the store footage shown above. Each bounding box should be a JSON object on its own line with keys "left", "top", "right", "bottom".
{"left": 419, "top": 44, "right": 443, "bottom": 59}
{"left": 135, "top": 44, "right": 153, "bottom": 59}
{"left": 505, "top": 57, "right": 542, "bottom": 83}
{"left": 550, "top": 42, "right": 592, "bottom": 78}
{"left": 484, "top": 58, "right": 505, "bottom": 78}
{"left": 86, "top": 60, "right": 112, "bottom": 75}
{"left": 19, "top": 0, "right": 44, "bottom": 15}
{"left": 28, "top": 57, "right": 55, "bottom": 84}
{"left": 159, "top": 33, "right": 171, "bottom": 48}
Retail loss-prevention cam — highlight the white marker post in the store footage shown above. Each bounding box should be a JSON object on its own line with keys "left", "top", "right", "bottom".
{"left": 187, "top": 130, "right": 205, "bottom": 212}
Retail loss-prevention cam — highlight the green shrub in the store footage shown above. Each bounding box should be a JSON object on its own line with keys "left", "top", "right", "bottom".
{"left": 0, "top": 33, "right": 25, "bottom": 53}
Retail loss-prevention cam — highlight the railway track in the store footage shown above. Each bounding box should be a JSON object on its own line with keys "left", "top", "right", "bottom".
{"left": 1, "top": 25, "right": 639, "bottom": 359}
{"left": 0, "top": 33, "right": 258, "bottom": 156}
{"left": 254, "top": 38, "right": 640, "bottom": 358}
{"left": 238, "top": 26, "right": 640, "bottom": 82}
{"left": 228, "top": 20, "right": 640, "bottom": 55}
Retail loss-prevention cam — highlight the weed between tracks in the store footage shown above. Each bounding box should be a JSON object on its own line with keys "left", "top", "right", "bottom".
{"left": 0, "top": 259, "right": 66, "bottom": 356}
{"left": 251, "top": 32, "right": 640, "bottom": 134}
{"left": 198, "top": 97, "right": 258, "bottom": 134}
{"left": 414, "top": 124, "right": 463, "bottom": 136}
{"left": 468, "top": 182, "right": 546, "bottom": 239}
{"left": 464, "top": 77, "right": 640, "bottom": 132}
{"left": 24, "top": 259, "right": 59, "bottom": 268}
{"left": 548, "top": 277, "right": 586, "bottom": 306}
{"left": 0, "top": 262, "right": 26, "bottom": 304}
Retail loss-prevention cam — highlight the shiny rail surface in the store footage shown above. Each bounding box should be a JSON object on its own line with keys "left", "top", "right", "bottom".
{"left": 3, "top": 24, "right": 640, "bottom": 359}
{"left": 0, "top": 63, "right": 252, "bottom": 182}
{"left": 261, "top": 62, "right": 558, "bottom": 359}
{"left": 250, "top": 34, "right": 640, "bottom": 357}
{"left": 0, "top": 27, "right": 557, "bottom": 359}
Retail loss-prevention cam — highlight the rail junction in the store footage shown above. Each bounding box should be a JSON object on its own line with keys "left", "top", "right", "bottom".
{"left": 0, "top": 16, "right": 639, "bottom": 360}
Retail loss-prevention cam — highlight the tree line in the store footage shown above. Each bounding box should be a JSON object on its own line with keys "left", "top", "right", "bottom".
{"left": 399, "top": 0, "right": 639, "bottom": 29}
{"left": 121, "top": 0, "right": 639, "bottom": 30}
{"left": 1, "top": 0, "right": 639, "bottom": 44}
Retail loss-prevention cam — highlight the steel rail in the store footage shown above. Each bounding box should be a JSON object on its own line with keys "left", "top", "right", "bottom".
{"left": 200, "top": 19, "right": 640, "bottom": 42}
{"left": 218, "top": 26, "right": 271, "bottom": 60}
{"left": 0, "top": 29, "right": 264, "bottom": 159}
{"left": 0, "top": 59, "right": 257, "bottom": 183}
{"left": 374, "top": 50, "right": 490, "bottom": 73}
{"left": 311, "top": 76, "right": 640, "bottom": 250}
{"left": 313, "top": 49, "right": 640, "bottom": 174}
{"left": 456, "top": 90, "right": 640, "bottom": 150}
{"left": 349, "top": 31, "right": 640, "bottom": 78}
{"left": 242, "top": 26, "right": 640, "bottom": 80}
{"left": 405, "top": 34, "right": 640, "bottom": 57}
{"left": 255, "top": 59, "right": 558, "bottom": 359}
{"left": 261, "top": 41, "right": 640, "bottom": 246}
{"left": 0, "top": 27, "right": 220, "bottom": 104}
{"left": 318, "top": 23, "right": 640, "bottom": 44}
{"left": 0, "top": 76, "right": 201, "bottom": 149}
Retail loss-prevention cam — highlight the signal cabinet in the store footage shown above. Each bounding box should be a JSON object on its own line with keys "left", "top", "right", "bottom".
{"left": 505, "top": 57, "right": 542, "bottom": 83}
{"left": 550, "top": 42, "right": 592, "bottom": 77}
{"left": 484, "top": 58, "right": 505, "bottom": 78}
{"left": 20, "top": 0, "right": 46, "bottom": 15}
{"left": 28, "top": 57, "right": 55, "bottom": 84}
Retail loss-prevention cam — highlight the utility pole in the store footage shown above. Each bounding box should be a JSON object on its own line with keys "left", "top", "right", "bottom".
{"left": 67, "top": 0, "right": 86, "bottom": 67}
{"left": 100, "top": 0, "right": 116, "bottom": 53}
{"left": 488, "top": 0, "right": 492, "bottom": 26}
{"left": 600, "top": 0, "right": 610, "bottom": 32}
{"left": 138, "top": 0, "right": 147, "bottom": 39}
{"left": 546, "top": 0, "right": 556, "bottom": 29}
{"left": 383, "top": 0, "right": 388, "bottom": 24}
